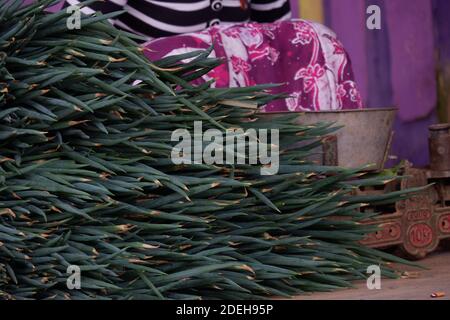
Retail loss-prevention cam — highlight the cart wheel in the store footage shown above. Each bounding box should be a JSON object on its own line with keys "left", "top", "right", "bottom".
{"left": 396, "top": 165, "right": 439, "bottom": 260}
{"left": 398, "top": 244, "right": 431, "bottom": 260}
{"left": 440, "top": 239, "right": 450, "bottom": 250}
{"left": 399, "top": 222, "right": 439, "bottom": 260}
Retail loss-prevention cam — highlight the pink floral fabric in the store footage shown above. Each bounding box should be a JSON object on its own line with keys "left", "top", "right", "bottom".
{"left": 144, "top": 20, "right": 363, "bottom": 112}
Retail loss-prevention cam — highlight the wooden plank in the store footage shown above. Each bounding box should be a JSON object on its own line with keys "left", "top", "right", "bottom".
{"left": 289, "top": 0, "right": 300, "bottom": 19}
{"left": 365, "top": 0, "right": 393, "bottom": 109}
{"left": 324, "top": 0, "right": 369, "bottom": 105}
{"left": 299, "top": 0, "right": 324, "bottom": 23}
{"left": 293, "top": 251, "right": 450, "bottom": 300}
{"left": 385, "top": 0, "right": 437, "bottom": 122}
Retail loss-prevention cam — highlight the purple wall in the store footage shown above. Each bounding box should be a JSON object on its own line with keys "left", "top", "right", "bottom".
{"left": 385, "top": 0, "right": 437, "bottom": 166}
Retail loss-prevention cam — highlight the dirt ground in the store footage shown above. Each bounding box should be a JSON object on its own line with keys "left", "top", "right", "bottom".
{"left": 292, "top": 250, "right": 450, "bottom": 300}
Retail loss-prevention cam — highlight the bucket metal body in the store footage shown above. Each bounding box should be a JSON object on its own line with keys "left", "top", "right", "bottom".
{"left": 262, "top": 108, "right": 397, "bottom": 170}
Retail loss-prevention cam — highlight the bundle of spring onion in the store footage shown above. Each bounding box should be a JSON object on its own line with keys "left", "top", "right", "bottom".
{"left": 0, "top": 0, "right": 419, "bottom": 300}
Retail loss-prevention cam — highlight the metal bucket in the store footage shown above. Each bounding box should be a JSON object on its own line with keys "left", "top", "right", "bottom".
{"left": 264, "top": 108, "right": 397, "bottom": 170}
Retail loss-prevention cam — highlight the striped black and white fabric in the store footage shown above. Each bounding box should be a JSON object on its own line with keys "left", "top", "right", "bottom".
{"left": 65, "top": 0, "right": 291, "bottom": 40}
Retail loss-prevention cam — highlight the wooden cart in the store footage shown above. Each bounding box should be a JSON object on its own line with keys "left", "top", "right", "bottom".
{"left": 324, "top": 124, "right": 450, "bottom": 259}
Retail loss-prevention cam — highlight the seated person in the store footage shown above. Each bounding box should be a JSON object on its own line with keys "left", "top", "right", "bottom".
{"left": 64, "top": 0, "right": 291, "bottom": 39}
{"left": 63, "top": 1, "right": 362, "bottom": 111}
{"left": 145, "top": 20, "right": 362, "bottom": 112}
